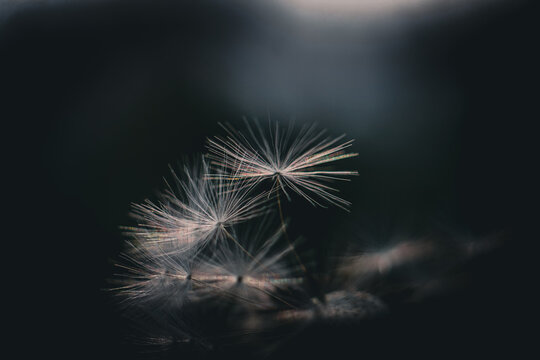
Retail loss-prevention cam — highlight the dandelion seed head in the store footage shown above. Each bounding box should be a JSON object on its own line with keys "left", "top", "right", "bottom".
{"left": 113, "top": 243, "right": 199, "bottom": 309}
{"left": 207, "top": 120, "right": 359, "bottom": 209}
{"left": 127, "top": 158, "right": 268, "bottom": 257}
{"left": 194, "top": 224, "right": 301, "bottom": 309}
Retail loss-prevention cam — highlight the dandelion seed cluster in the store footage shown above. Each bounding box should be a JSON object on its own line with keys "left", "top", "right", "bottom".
{"left": 112, "top": 120, "right": 492, "bottom": 356}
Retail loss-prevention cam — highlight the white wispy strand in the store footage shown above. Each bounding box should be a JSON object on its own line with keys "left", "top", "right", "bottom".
{"left": 207, "top": 120, "right": 359, "bottom": 209}
{"left": 115, "top": 222, "right": 301, "bottom": 310}
{"left": 127, "top": 158, "right": 268, "bottom": 257}
{"left": 194, "top": 224, "right": 301, "bottom": 309}
{"left": 113, "top": 241, "right": 197, "bottom": 309}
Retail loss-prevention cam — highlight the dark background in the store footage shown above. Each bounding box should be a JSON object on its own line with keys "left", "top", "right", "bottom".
{"left": 2, "top": 0, "right": 536, "bottom": 358}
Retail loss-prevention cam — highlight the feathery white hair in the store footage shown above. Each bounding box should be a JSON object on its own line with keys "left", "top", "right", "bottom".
{"left": 207, "top": 120, "right": 358, "bottom": 209}
{"left": 194, "top": 223, "right": 302, "bottom": 309}
{"left": 127, "top": 158, "right": 268, "bottom": 257}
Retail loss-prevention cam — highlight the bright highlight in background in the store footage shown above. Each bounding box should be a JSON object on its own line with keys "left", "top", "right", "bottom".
{"left": 277, "top": 0, "right": 496, "bottom": 20}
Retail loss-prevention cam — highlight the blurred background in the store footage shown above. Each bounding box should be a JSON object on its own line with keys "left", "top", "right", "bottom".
{"left": 1, "top": 0, "right": 536, "bottom": 358}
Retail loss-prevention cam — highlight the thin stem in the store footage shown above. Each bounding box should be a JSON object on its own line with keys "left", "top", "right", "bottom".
{"left": 276, "top": 178, "right": 308, "bottom": 274}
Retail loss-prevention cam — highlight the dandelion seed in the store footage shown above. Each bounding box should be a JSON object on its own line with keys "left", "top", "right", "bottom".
{"left": 113, "top": 241, "right": 198, "bottom": 309}
{"left": 194, "top": 224, "right": 302, "bottom": 309}
{"left": 207, "top": 120, "right": 359, "bottom": 209}
{"left": 128, "top": 158, "right": 268, "bottom": 257}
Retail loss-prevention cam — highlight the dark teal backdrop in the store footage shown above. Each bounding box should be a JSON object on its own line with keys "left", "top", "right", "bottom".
{"left": 2, "top": 1, "right": 535, "bottom": 359}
